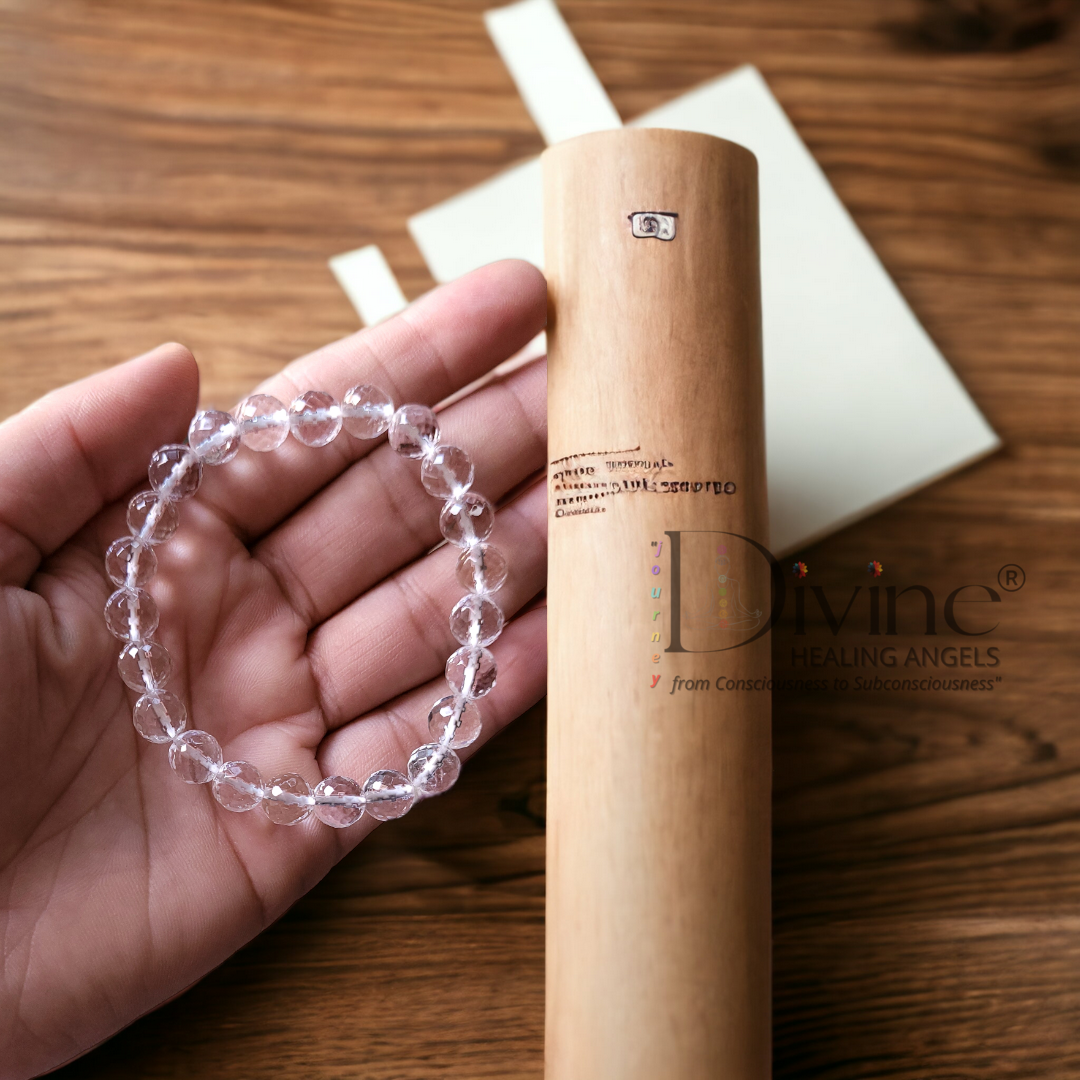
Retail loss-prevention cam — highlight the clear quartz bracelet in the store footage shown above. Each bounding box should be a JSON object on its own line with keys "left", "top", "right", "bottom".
{"left": 102, "top": 385, "right": 508, "bottom": 828}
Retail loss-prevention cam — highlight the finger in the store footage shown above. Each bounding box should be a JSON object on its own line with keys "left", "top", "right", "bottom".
{"left": 310, "top": 479, "right": 546, "bottom": 731}
{"left": 0, "top": 344, "right": 199, "bottom": 587}
{"left": 254, "top": 355, "right": 546, "bottom": 628}
{"left": 198, "top": 260, "right": 546, "bottom": 543}
{"left": 316, "top": 605, "right": 547, "bottom": 835}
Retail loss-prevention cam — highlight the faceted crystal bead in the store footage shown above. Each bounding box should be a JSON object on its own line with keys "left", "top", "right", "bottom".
{"left": 420, "top": 444, "right": 474, "bottom": 499}
{"left": 408, "top": 743, "right": 461, "bottom": 796}
{"left": 263, "top": 773, "right": 314, "bottom": 825}
{"left": 427, "top": 694, "right": 482, "bottom": 749}
{"left": 127, "top": 491, "right": 179, "bottom": 545}
{"left": 313, "top": 775, "right": 364, "bottom": 828}
{"left": 117, "top": 641, "right": 172, "bottom": 692}
{"left": 188, "top": 409, "right": 241, "bottom": 465}
{"left": 133, "top": 691, "right": 187, "bottom": 744}
{"left": 236, "top": 393, "right": 289, "bottom": 452}
{"left": 289, "top": 390, "right": 342, "bottom": 447}
{"left": 342, "top": 384, "right": 393, "bottom": 439}
{"left": 104, "top": 587, "right": 159, "bottom": 642}
{"left": 169, "top": 729, "right": 222, "bottom": 784}
{"left": 445, "top": 646, "right": 497, "bottom": 699}
{"left": 439, "top": 493, "right": 495, "bottom": 547}
{"left": 213, "top": 760, "right": 264, "bottom": 812}
{"left": 449, "top": 593, "right": 504, "bottom": 648}
{"left": 361, "top": 769, "right": 416, "bottom": 821}
{"left": 105, "top": 537, "right": 157, "bottom": 588}
{"left": 148, "top": 444, "right": 203, "bottom": 501}
{"left": 455, "top": 543, "right": 508, "bottom": 594}
{"left": 387, "top": 404, "right": 439, "bottom": 458}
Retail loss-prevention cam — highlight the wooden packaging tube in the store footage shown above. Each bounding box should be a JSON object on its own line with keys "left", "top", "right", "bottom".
{"left": 543, "top": 128, "right": 771, "bottom": 1079}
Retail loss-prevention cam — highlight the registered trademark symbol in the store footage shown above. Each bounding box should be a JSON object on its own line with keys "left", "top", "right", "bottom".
{"left": 998, "top": 564, "right": 1025, "bottom": 591}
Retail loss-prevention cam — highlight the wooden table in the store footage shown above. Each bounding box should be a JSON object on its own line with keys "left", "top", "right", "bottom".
{"left": 3, "top": 1, "right": 1078, "bottom": 1075}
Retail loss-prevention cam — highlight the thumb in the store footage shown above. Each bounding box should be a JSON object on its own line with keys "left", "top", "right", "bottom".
{"left": 0, "top": 343, "right": 200, "bottom": 587}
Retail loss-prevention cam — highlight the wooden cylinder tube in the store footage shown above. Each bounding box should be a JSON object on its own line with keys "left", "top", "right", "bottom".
{"left": 543, "top": 128, "right": 771, "bottom": 1079}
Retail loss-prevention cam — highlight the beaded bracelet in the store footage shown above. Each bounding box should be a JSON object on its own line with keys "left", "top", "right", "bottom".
{"left": 102, "top": 385, "right": 507, "bottom": 828}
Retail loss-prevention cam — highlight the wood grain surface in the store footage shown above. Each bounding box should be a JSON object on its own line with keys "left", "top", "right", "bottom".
{"left": 1, "top": 0, "right": 1078, "bottom": 1076}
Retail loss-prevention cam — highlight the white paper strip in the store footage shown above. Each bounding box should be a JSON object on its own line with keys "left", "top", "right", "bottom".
{"left": 484, "top": 0, "right": 621, "bottom": 145}
{"left": 329, "top": 245, "right": 408, "bottom": 327}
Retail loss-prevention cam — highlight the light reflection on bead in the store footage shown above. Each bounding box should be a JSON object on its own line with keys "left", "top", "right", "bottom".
{"left": 313, "top": 775, "right": 364, "bottom": 828}
{"left": 188, "top": 409, "right": 241, "bottom": 465}
{"left": 104, "top": 587, "right": 159, "bottom": 642}
{"left": 341, "top": 384, "right": 393, "bottom": 439}
{"left": 455, "top": 543, "right": 508, "bottom": 594}
{"left": 117, "top": 641, "right": 172, "bottom": 692}
{"left": 408, "top": 744, "right": 461, "bottom": 795}
{"left": 388, "top": 404, "right": 439, "bottom": 458}
{"left": 133, "top": 692, "right": 187, "bottom": 744}
{"left": 213, "top": 760, "right": 264, "bottom": 812}
{"left": 148, "top": 444, "right": 203, "bottom": 501}
{"left": 427, "top": 694, "right": 482, "bottom": 749}
{"left": 420, "top": 444, "right": 474, "bottom": 499}
{"left": 127, "top": 491, "right": 179, "bottom": 545}
{"left": 362, "top": 769, "right": 415, "bottom": 820}
{"left": 169, "top": 730, "right": 222, "bottom": 784}
{"left": 263, "top": 773, "right": 314, "bottom": 825}
{"left": 236, "top": 394, "right": 289, "bottom": 452}
{"left": 289, "top": 390, "right": 342, "bottom": 447}
{"left": 449, "top": 593, "right": 504, "bottom": 648}
{"left": 440, "top": 493, "right": 495, "bottom": 547}
{"left": 445, "top": 646, "right": 497, "bottom": 699}
{"left": 105, "top": 537, "right": 157, "bottom": 588}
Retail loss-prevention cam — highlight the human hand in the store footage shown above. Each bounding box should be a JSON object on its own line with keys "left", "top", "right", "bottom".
{"left": 0, "top": 260, "right": 548, "bottom": 1079}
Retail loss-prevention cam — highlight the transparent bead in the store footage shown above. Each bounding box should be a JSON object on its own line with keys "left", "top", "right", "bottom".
{"left": 104, "top": 587, "right": 159, "bottom": 642}
{"left": 105, "top": 537, "right": 157, "bottom": 588}
{"left": 236, "top": 393, "right": 289, "bottom": 452}
{"left": 289, "top": 390, "right": 342, "bottom": 447}
{"left": 168, "top": 729, "right": 222, "bottom": 784}
{"left": 445, "top": 646, "right": 497, "bottom": 699}
{"left": 456, "top": 543, "right": 508, "bottom": 594}
{"left": 408, "top": 743, "right": 461, "bottom": 796}
{"left": 313, "top": 775, "right": 364, "bottom": 828}
{"left": 362, "top": 769, "right": 416, "bottom": 821}
{"left": 388, "top": 404, "right": 439, "bottom": 458}
{"left": 188, "top": 409, "right": 241, "bottom": 465}
{"left": 440, "top": 493, "right": 495, "bottom": 547}
{"left": 420, "top": 444, "right": 474, "bottom": 499}
{"left": 342, "top": 384, "right": 394, "bottom": 439}
{"left": 213, "top": 760, "right": 263, "bottom": 812}
{"left": 117, "top": 641, "right": 172, "bottom": 692}
{"left": 449, "top": 593, "right": 504, "bottom": 647}
{"left": 127, "top": 491, "right": 179, "bottom": 545}
{"left": 148, "top": 444, "right": 203, "bottom": 501}
{"left": 263, "top": 773, "right": 314, "bottom": 826}
{"left": 428, "top": 694, "right": 482, "bottom": 749}
{"left": 133, "top": 691, "right": 187, "bottom": 743}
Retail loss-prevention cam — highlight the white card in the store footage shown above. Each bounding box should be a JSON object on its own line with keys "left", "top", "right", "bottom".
{"left": 409, "top": 159, "right": 544, "bottom": 286}
{"left": 405, "top": 3, "right": 999, "bottom": 555}
{"left": 631, "top": 68, "right": 1000, "bottom": 553}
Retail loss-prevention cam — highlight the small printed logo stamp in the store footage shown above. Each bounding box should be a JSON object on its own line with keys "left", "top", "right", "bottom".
{"left": 629, "top": 211, "right": 677, "bottom": 241}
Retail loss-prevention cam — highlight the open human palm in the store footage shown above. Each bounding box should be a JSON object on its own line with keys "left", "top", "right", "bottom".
{"left": 0, "top": 261, "right": 548, "bottom": 1078}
